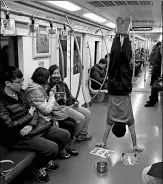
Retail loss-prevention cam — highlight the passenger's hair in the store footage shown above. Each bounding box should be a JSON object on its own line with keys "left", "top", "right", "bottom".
{"left": 2, "top": 66, "right": 23, "bottom": 84}
{"left": 49, "top": 65, "right": 60, "bottom": 76}
{"left": 99, "top": 58, "right": 107, "bottom": 65}
{"left": 112, "top": 123, "right": 126, "bottom": 138}
{"left": 156, "top": 41, "right": 161, "bottom": 47}
{"left": 31, "top": 67, "right": 49, "bottom": 85}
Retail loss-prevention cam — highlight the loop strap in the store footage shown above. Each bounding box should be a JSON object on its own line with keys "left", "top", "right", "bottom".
{"left": 0, "top": 160, "right": 14, "bottom": 173}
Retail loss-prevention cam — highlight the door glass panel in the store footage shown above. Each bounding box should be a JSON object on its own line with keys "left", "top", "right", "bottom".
{"left": 73, "top": 36, "right": 81, "bottom": 75}
{"left": 0, "top": 36, "right": 18, "bottom": 67}
{"left": 0, "top": 36, "right": 19, "bottom": 88}
{"left": 59, "top": 35, "right": 67, "bottom": 78}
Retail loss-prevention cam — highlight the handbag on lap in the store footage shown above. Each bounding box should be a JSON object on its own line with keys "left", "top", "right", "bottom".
{"left": 25, "top": 115, "right": 52, "bottom": 138}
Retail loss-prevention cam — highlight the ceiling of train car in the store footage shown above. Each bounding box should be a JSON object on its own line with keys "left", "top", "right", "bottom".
{"left": 71, "top": 0, "right": 161, "bottom": 27}
{"left": 2, "top": 0, "right": 162, "bottom": 41}
{"left": 40, "top": 0, "right": 162, "bottom": 41}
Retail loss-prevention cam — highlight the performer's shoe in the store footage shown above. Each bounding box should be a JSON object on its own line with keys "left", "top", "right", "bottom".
{"left": 123, "top": 17, "right": 131, "bottom": 34}
{"left": 116, "top": 17, "right": 124, "bottom": 34}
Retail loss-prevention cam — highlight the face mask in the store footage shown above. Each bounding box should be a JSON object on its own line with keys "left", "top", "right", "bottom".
{"left": 50, "top": 76, "right": 61, "bottom": 83}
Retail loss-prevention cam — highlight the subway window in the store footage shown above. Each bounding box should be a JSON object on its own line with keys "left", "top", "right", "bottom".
{"left": 59, "top": 35, "right": 67, "bottom": 78}
{"left": 73, "top": 36, "right": 81, "bottom": 75}
{"left": 0, "top": 36, "right": 19, "bottom": 68}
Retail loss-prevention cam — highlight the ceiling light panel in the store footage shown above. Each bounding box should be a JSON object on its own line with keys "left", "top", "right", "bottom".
{"left": 105, "top": 22, "right": 116, "bottom": 28}
{"left": 83, "top": 13, "right": 107, "bottom": 23}
{"left": 46, "top": 1, "right": 81, "bottom": 11}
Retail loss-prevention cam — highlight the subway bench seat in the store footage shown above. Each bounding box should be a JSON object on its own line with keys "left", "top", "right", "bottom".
{"left": 0, "top": 144, "right": 35, "bottom": 184}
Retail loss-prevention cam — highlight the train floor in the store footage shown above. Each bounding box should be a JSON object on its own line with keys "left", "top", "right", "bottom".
{"left": 12, "top": 66, "right": 162, "bottom": 184}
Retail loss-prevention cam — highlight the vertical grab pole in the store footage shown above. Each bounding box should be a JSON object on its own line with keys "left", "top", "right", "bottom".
{"left": 144, "top": 40, "right": 146, "bottom": 82}
{"left": 58, "top": 39, "right": 65, "bottom": 79}
{"left": 65, "top": 15, "right": 82, "bottom": 100}
{"left": 87, "top": 40, "right": 92, "bottom": 78}
{"left": 88, "top": 26, "right": 110, "bottom": 101}
{"left": 65, "top": 15, "right": 88, "bottom": 107}
{"left": 161, "top": 1, "right": 163, "bottom": 76}
{"left": 132, "top": 29, "right": 136, "bottom": 82}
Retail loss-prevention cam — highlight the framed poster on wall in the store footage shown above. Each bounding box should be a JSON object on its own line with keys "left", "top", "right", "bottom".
{"left": 32, "top": 34, "right": 50, "bottom": 58}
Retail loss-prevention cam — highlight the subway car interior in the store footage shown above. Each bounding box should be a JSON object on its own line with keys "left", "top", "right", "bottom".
{"left": 0, "top": 0, "right": 162, "bottom": 184}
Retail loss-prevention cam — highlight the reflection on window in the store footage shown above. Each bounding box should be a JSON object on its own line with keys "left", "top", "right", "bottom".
{"left": 59, "top": 36, "right": 67, "bottom": 78}
{"left": 73, "top": 37, "right": 81, "bottom": 75}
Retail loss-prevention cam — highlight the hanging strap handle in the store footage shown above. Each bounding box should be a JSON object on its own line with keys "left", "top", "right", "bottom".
{"left": 89, "top": 26, "right": 110, "bottom": 101}
{"left": 65, "top": 15, "right": 83, "bottom": 100}
{"left": 0, "top": 160, "right": 14, "bottom": 173}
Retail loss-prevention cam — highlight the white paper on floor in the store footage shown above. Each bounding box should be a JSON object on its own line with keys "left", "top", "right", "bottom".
{"left": 121, "top": 153, "right": 138, "bottom": 165}
{"left": 90, "top": 147, "right": 114, "bottom": 158}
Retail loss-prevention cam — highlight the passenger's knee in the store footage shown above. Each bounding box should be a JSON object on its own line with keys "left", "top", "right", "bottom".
{"left": 46, "top": 142, "right": 59, "bottom": 157}
{"left": 87, "top": 110, "right": 91, "bottom": 119}
{"left": 61, "top": 129, "right": 71, "bottom": 142}
{"left": 79, "top": 114, "right": 85, "bottom": 124}
{"left": 84, "top": 109, "right": 91, "bottom": 121}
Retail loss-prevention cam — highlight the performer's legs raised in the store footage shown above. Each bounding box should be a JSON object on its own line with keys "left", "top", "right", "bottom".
{"left": 122, "top": 34, "right": 132, "bottom": 63}
{"left": 116, "top": 17, "right": 124, "bottom": 34}
{"left": 123, "top": 17, "right": 131, "bottom": 35}
{"left": 109, "top": 18, "right": 122, "bottom": 79}
{"left": 120, "top": 18, "right": 133, "bottom": 94}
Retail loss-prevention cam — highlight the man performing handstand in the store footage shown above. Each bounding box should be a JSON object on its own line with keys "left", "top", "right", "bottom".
{"left": 96, "top": 17, "right": 143, "bottom": 153}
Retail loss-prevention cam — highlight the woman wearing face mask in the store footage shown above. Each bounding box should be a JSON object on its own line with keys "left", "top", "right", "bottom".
{"left": 48, "top": 65, "right": 92, "bottom": 141}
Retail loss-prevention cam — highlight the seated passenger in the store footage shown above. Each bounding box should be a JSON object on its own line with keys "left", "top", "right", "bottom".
{"left": 96, "top": 17, "right": 143, "bottom": 153}
{"left": 90, "top": 58, "right": 108, "bottom": 90}
{"left": 26, "top": 67, "right": 77, "bottom": 158}
{"left": 142, "top": 162, "right": 162, "bottom": 184}
{"left": 0, "top": 66, "right": 70, "bottom": 183}
{"left": 48, "top": 65, "right": 92, "bottom": 141}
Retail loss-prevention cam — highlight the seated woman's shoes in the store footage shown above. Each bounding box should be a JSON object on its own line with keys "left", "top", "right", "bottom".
{"left": 46, "top": 160, "right": 59, "bottom": 171}
{"left": 32, "top": 167, "right": 49, "bottom": 183}
{"left": 57, "top": 151, "right": 71, "bottom": 159}
{"left": 66, "top": 148, "right": 79, "bottom": 156}
{"left": 77, "top": 134, "right": 92, "bottom": 141}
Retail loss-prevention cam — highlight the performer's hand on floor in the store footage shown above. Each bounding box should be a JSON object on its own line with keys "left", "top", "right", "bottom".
{"left": 96, "top": 142, "right": 106, "bottom": 148}
{"left": 133, "top": 145, "right": 143, "bottom": 153}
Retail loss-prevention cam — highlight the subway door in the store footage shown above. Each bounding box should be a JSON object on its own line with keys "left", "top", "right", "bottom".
{"left": 59, "top": 33, "right": 70, "bottom": 88}
{"left": 70, "top": 33, "right": 84, "bottom": 105}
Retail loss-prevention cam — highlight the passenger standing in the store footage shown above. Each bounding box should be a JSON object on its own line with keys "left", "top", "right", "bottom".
{"left": 150, "top": 42, "right": 162, "bottom": 86}
{"left": 144, "top": 74, "right": 163, "bottom": 107}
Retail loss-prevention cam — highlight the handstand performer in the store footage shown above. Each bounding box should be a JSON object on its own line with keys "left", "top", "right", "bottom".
{"left": 96, "top": 17, "right": 143, "bottom": 153}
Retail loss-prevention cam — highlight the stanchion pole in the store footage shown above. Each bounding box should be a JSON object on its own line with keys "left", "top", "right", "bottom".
{"left": 132, "top": 29, "right": 136, "bottom": 82}
{"left": 144, "top": 40, "right": 146, "bottom": 82}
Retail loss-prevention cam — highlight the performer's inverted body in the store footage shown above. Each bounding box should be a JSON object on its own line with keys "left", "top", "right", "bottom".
{"left": 96, "top": 17, "right": 143, "bottom": 153}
